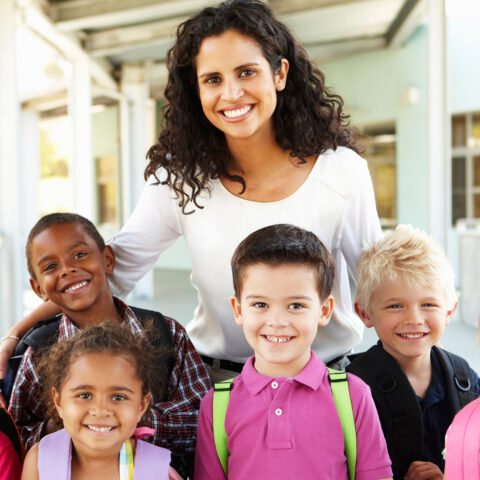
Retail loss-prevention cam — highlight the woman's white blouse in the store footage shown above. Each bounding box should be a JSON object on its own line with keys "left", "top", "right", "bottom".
{"left": 108, "top": 147, "right": 382, "bottom": 363}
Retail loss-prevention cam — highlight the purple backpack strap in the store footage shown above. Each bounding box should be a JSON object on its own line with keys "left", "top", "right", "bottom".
{"left": 445, "top": 398, "right": 480, "bottom": 480}
{"left": 133, "top": 439, "right": 171, "bottom": 480}
{"left": 38, "top": 429, "right": 72, "bottom": 480}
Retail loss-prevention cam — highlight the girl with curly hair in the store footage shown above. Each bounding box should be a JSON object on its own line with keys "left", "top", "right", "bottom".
{"left": 21, "top": 323, "right": 182, "bottom": 479}
{"left": 1, "top": 0, "right": 381, "bottom": 384}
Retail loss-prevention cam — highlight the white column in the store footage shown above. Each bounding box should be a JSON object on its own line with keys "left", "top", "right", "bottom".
{"left": 69, "top": 56, "right": 95, "bottom": 222}
{"left": 120, "top": 64, "right": 154, "bottom": 298}
{"left": 428, "top": 0, "right": 449, "bottom": 248}
{"left": 0, "top": 0, "right": 23, "bottom": 331}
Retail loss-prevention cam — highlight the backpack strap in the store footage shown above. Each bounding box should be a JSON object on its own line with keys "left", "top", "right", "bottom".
{"left": 433, "top": 346, "right": 475, "bottom": 412}
{"left": 213, "top": 379, "right": 234, "bottom": 476}
{"left": 328, "top": 368, "right": 356, "bottom": 480}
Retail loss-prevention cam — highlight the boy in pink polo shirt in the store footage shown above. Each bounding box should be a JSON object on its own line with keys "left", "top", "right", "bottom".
{"left": 195, "top": 224, "right": 393, "bottom": 479}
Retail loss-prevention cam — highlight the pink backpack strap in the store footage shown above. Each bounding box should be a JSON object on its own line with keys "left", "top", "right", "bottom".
{"left": 38, "top": 429, "right": 72, "bottom": 480}
{"left": 133, "top": 439, "right": 171, "bottom": 480}
{"left": 445, "top": 398, "right": 480, "bottom": 480}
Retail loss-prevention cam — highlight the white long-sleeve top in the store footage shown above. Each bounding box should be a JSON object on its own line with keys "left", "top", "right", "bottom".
{"left": 109, "top": 147, "right": 382, "bottom": 363}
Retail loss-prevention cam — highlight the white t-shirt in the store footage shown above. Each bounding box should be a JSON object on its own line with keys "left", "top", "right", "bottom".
{"left": 109, "top": 147, "right": 382, "bottom": 363}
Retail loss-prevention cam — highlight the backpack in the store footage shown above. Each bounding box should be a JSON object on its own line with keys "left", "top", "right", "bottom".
{"left": 444, "top": 397, "right": 480, "bottom": 480}
{"left": 213, "top": 369, "right": 357, "bottom": 480}
{"left": 1, "top": 306, "right": 173, "bottom": 402}
{"left": 346, "top": 344, "right": 476, "bottom": 479}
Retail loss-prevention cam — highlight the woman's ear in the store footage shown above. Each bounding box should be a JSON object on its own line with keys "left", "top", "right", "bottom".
{"left": 275, "top": 58, "right": 289, "bottom": 91}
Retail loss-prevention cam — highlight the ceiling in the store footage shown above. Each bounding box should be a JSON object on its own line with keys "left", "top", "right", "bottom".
{"left": 21, "top": 0, "right": 426, "bottom": 99}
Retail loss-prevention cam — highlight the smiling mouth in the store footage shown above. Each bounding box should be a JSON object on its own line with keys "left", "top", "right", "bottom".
{"left": 63, "top": 281, "right": 89, "bottom": 293}
{"left": 397, "top": 333, "right": 428, "bottom": 339}
{"left": 222, "top": 105, "right": 253, "bottom": 119}
{"left": 264, "top": 335, "right": 293, "bottom": 343}
{"left": 86, "top": 425, "right": 115, "bottom": 432}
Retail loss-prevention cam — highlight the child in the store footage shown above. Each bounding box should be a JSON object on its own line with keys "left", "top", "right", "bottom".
{"left": 8, "top": 213, "right": 210, "bottom": 476}
{"left": 347, "top": 224, "right": 479, "bottom": 480}
{"left": 2, "top": 0, "right": 381, "bottom": 382}
{"left": 21, "top": 323, "right": 182, "bottom": 479}
{"left": 0, "top": 405, "right": 22, "bottom": 480}
{"left": 194, "top": 224, "right": 393, "bottom": 479}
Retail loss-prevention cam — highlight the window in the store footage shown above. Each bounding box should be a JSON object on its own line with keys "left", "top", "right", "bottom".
{"left": 357, "top": 125, "right": 397, "bottom": 229}
{"left": 451, "top": 112, "right": 480, "bottom": 224}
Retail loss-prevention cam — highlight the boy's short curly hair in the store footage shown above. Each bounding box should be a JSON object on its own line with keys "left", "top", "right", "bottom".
{"left": 37, "top": 322, "right": 168, "bottom": 431}
{"left": 355, "top": 224, "right": 457, "bottom": 312}
{"left": 231, "top": 224, "right": 335, "bottom": 300}
{"left": 26, "top": 212, "right": 105, "bottom": 279}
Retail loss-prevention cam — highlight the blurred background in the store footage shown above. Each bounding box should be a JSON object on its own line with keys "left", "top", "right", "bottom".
{"left": 1, "top": 0, "right": 479, "bottom": 366}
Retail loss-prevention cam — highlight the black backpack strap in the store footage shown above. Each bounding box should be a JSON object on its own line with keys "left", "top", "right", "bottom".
{"left": 347, "top": 344, "right": 423, "bottom": 480}
{"left": 433, "top": 346, "right": 475, "bottom": 412}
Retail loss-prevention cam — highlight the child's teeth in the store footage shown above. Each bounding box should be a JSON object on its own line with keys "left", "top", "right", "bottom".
{"left": 400, "top": 333, "right": 425, "bottom": 339}
{"left": 87, "top": 425, "right": 113, "bottom": 432}
{"left": 265, "top": 336, "right": 292, "bottom": 343}
{"left": 65, "top": 281, "right": 88, "bottom": 293}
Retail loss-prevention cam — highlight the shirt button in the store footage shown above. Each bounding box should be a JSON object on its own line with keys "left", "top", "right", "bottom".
{"left": 271, "top": 381, "right": 279, "bottom": 389}
{"left": 275, "top": 408, "right": 283, "bottom": 416}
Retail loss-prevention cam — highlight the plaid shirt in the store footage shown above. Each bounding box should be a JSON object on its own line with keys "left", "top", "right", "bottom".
{"left": 8, "top": 298, "right": 211, "bottom": 454}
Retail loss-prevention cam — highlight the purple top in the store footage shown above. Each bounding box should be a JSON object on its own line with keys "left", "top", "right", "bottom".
{"left": 195, "top": 352, "right": 392, "bottom": 479}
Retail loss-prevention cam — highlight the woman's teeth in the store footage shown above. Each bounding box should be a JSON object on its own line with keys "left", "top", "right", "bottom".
{"left": 223, "top": 105, "right": 252, "bottom": 118}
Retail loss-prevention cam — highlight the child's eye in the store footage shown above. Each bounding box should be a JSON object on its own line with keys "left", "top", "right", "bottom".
{"left": 239, "top": 68, "right": 255, "bottom": 78}
{"left": 74, "top": 252, "right": 87, "bottom": 259}
{"left": 422, "top": 303, "right": 437, "bottom": 308}
{"left": 253, "top": 302, "right": 268, "bottom": 309}
{"left": 112, "top": 394, "right": 126, "bottom": 401}
{"left": 77, "top": 392, "right": 92, "bottom": 400}
{"left": 288, "top": 303, "right": 305, "bottom": 310}
{"left": 386, "top": 304, "right": 402, "bottom": 309}
{"left": 43, "top": 263, "right": 56, "bottom": 272}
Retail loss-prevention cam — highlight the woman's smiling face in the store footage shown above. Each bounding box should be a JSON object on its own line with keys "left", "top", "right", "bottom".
{"left": 196, "top": 29, "right": 288, "bottom": 145}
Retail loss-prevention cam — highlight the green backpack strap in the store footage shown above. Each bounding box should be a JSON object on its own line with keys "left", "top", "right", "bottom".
{"left": 328, "top": 368, "right": 357, "bottom": 480}
{"left": 213, "top": 379, "right": 235, "bottom": 476}
{"left": 213, "top": 372, "right": 356, "bottom": 479}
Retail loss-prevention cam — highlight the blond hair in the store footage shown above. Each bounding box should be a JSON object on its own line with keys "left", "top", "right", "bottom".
{"left": 355, "top": 224, "right": 457, "bottom": 312}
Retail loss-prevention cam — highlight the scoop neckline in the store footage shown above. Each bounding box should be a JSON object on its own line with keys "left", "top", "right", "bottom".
{"left": 217, "top": 152, "right": 325, "bottom": 206}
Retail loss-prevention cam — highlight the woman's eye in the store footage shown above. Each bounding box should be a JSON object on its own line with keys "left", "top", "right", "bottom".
{"left": 288, "top": 303, "right": 304, "bottom": 310}
{"left": 205, "top": 76, "right": 221, "bottom": 85}
{"left": 112, "top": 394, "right": 126, "bottom": 401}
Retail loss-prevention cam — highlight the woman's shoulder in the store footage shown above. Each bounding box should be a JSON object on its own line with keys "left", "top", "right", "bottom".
{"left": 312, "top": 147, "right": 370, "bottom": 196}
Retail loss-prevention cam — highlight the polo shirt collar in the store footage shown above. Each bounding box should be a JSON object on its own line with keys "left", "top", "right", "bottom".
{"left": 241, "top": 351, "right": 326, "bottom": 395}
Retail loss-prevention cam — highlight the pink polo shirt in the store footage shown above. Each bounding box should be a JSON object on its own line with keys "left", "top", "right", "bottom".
{"left": 195, "top": 352, "right": 392, "bottom": 479}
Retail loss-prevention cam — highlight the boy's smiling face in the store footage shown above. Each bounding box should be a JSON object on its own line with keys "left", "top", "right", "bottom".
{"left": 356, "top": 275, "right": 456, "bottom": 368}
{"left": 29, "top": 222, "right": 115, "bottom": 324}
{"left": 231, "top": 263, "right": 334, "bottom": 378}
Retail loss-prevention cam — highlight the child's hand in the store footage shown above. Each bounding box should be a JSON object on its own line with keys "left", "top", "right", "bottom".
{"left": 404, "top": 461, "right": 443, "bottom": 480}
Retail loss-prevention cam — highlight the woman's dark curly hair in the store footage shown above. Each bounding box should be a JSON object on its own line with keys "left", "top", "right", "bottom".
{"left": 145, "top": 0, "right": 358, "bottom": 213}
{"left": 37, "top": 322, "right": 169, "bottom": 431}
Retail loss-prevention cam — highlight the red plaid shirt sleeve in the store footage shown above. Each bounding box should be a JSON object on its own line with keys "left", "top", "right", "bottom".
{"left": 142, "top": 316, "right": 211, "bottom": 455}
{"left": 8, "top": 347, "right": 49, "bottom": 451}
